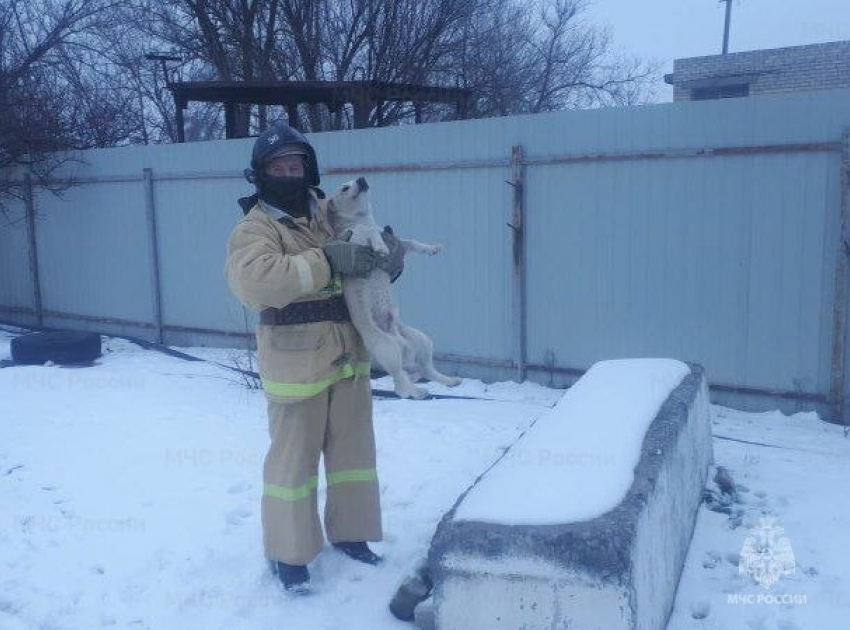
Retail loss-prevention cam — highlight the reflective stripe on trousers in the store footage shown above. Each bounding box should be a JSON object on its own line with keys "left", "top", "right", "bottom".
{"left": 264, "top": 468, "right": 378, "bottom": 502}
{"left": 261, "top": 361, "right": 372, "bottom": 399}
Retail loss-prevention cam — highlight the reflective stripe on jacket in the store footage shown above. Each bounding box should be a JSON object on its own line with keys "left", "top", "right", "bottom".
{"left": 224, "top": 191, "right": 371, "bottom": 403}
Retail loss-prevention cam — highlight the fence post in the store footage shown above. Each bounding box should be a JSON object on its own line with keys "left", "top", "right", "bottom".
{"left": 510, "top": 145, "right": 527, "bottom": 383}
{"left": 143, "top": 168, "right": 164, "bottom": 344}
{"left": 24, "top": 174, "right": 43, "bottom": 327}
{"left": 831, "top": 131, "right": 850, "bottom": 425}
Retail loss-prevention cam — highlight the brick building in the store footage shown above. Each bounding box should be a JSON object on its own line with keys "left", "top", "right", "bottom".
{"left": 664, "top": 40, "right": 850, "bottom": 101}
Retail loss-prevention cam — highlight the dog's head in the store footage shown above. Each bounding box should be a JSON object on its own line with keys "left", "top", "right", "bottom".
{"left": 328, "top": 177, "right": 371, "bottom": 222}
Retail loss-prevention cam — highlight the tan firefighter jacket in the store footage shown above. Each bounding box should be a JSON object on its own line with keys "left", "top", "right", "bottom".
{"left": 224, "top": 190, "right": 371, "bottom": 403}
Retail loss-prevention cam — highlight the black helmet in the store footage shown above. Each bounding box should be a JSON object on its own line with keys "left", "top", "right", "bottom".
{"left": 246, "top": 123, "right": 320, "bottom": 187}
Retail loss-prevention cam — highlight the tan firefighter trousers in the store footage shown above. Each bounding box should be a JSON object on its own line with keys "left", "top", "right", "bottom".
{"left": 262, "top": 374, "right": 382, "bottom": 565}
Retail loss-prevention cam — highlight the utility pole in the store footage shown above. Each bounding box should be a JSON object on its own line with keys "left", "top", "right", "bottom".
{"left": 721, "top": 0, "right": 734, "bottom": 55}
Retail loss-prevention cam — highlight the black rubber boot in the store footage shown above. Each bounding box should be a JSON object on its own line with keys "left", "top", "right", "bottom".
{"left": 332, "top": 541, "right": 382, "bottom": 565}
{"left": 271, "top": 561, "right": 311, "bottom": 593}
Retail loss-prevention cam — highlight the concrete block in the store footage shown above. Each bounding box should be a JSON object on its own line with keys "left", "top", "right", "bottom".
{"left": 429, "top": 362, "right": 713, "bottom": 630}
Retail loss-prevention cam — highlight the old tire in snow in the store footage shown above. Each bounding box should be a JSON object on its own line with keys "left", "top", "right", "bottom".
{"left": 11, "top": 331, "right": 102, "bottom": 365}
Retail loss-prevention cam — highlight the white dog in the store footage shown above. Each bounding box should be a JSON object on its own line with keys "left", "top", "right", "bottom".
{"left": 326, "top": 176, "right": 462, "bottom": 399}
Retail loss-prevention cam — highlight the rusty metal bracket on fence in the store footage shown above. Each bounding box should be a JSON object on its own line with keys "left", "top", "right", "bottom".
{"left": 509, "top": 145, "right": 527, "bottom": 383}
{"left": 23, "top": 174, "right": 43, "bottom": 327}
{"left": 831, "top": 130, "right": 850, "bottom": 425}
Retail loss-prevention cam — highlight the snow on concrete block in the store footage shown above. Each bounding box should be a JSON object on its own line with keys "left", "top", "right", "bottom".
{"left": 429, "top": 359, "right": 713, "bottom": 630}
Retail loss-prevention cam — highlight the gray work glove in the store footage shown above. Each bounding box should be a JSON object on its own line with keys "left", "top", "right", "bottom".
{"left": 377, "top": 226, "right": 404, "bottom": 283}
{"left": 322, "top": 240, "right": 379, "bottom": 277}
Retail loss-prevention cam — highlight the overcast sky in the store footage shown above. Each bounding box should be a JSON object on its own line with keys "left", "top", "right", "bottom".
{"left": 584, "top": 0, "right": 850, "bottom": 101}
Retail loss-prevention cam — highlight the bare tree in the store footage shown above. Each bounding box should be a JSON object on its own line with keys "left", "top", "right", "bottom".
{"left": 1, "top": 0, "right": 660, "bottom": 170}
{"left": 0, "top": 0, "right": 137, "bottom": 213}
{"left": 118, "top": 0, "right": 287, "bottom": 138}
{"left": 97, "top": 4, "right": 222, "bottom": 144}
{"left": 143, "top": 0, "right": 657, "bottom": 133}
{"left": 450, "top": 0, "right": 660, "bottom": 118}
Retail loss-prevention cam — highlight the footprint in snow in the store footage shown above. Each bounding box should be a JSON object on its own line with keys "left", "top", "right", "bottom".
{"left": 690, "top": 600, "right": 710, "bottom": 620}
{"left": 702, "top": 551, "right": 721, "bottom": 569}
{"left": 226, "top": 506, "right": 253, "bottom": 525}
{"left": 227, "top": 481, "right": 252, "bottom": 494}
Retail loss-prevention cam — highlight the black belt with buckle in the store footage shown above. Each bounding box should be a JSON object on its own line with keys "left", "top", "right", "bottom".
{"left": 260, "top": 295, "right": 350, "bottom": 325}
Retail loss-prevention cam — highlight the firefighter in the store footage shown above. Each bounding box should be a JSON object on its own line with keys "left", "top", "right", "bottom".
{"left": 224, "top": 122, "right": 403, "bottom": 593}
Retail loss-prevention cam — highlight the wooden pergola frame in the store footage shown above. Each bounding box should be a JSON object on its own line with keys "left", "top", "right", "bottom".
{"left": 168, "top": 80, "right": 473, "bottom": 141}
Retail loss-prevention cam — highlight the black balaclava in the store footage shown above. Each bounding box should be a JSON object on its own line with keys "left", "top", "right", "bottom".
{"left": 258, "top": 167, "right": 310, "bottom": 218}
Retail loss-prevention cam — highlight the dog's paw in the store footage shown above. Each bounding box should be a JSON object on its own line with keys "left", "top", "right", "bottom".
{"left": 444, "top": 376, "right": 462, "bottom": 388}
{"left": 424, "top": 244, "right": 443, "bottom": 256}
{"left": 373, "top": 241, "right": 390, "bottom": 256}
{"left": 410, "top": 386, "right": 430, "bottom": 400}
{"left": 397, "top": 385, "right": 430, "bottom": 400}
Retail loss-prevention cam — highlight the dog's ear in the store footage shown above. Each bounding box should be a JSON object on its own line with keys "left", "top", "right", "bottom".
{"left": 341, "top": 229, "right": 354, "bottom": 242}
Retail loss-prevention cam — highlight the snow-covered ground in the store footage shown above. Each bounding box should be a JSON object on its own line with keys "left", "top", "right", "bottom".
{"left": 1, "top": 328, "right": 849, "bottom": 629}
{"left": 670, "top": 405, "right": 850, "bottom": 630}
